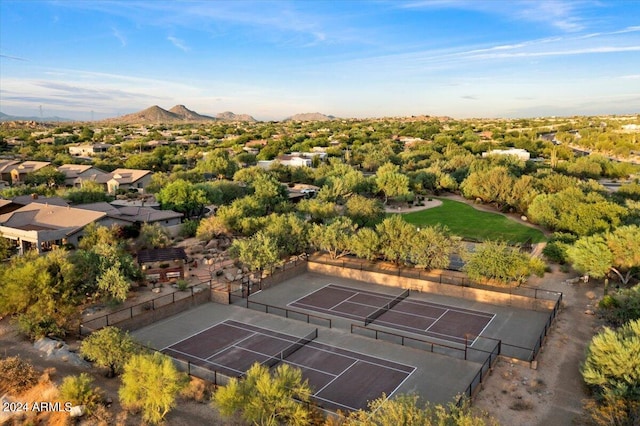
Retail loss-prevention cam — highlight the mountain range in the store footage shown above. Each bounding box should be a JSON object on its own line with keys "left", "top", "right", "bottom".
{"left": 1, "top": 106, "right": 341, "bottom": 124}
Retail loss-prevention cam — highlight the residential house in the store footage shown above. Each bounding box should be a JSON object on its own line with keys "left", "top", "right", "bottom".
{"left": 0, "top": 194, "right": 69, "bottom": 216}
{"left": 75, "top": 202, "right": 183, "bottom": 228}
{"left": 0, "top": 160, "right": 20, "bottom": 182}
{"left": 10, "top": 161, "right": 51, "bottom": 184}
{"left": 93, "top": 168, "right": 153, "bottom": 194}
{"left": 68, "top": 143, "right": 113, "bottom": 157}
{"left": 0, "top": 203, "right": 107, "bottom": 254}
{"left": 57, "top": 164, "right": 107, "bottom": 187}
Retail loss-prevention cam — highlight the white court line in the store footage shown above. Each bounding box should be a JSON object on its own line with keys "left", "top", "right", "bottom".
{"left": 424, "top": 309, "right": 449, "bottom": 333}
{"left": 163, "top": 346, "right": 246, "bottom": 376}
{"left": 327, "top": 292, "right": 362, "bottom": 311}
{"left": 469, "top": 314, "right": 497, "bottom": 346}
{"left": 161, "top": 319, "right": 229, "bottom": 351}
{"left": 305, "top": 342, "right": 414, "bottom": 375}
{"left": 313, "top": 360, "right": 359, "bottom": 395}
{"left": 400, "top": 298, "right": 494, "bottom": 319}
{"left": 287, "top": 283, "right": 353, "bottom": 306}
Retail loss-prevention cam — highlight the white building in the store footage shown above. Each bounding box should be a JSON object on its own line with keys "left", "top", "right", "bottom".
{"left": 482, "top": 148, "right": 530, "bottom": 161}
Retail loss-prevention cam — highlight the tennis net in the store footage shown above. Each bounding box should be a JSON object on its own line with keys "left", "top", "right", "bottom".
{"left": 364, "top": 289, "right": 410, "bottom": 326}
{"left": 262, "top": 328, "right": 318, "bottom": 368}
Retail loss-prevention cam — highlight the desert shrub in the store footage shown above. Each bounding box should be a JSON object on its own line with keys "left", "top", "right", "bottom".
{"left": 180, "top": 219, "right": 199, "bottom": 238}
{"left": 0, "top": 356, "right": 40, "bottom": 394}
{"left": 59, "top": 373, "right": 103, "bottom": 412}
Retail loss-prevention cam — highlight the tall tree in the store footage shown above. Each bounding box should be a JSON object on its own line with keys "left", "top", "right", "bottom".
{"left": 463, "top": 240, "right": 544, "bottom": 285}
{"left": 309, "top": 217, "right": 356, "bottom": 259}
{"left": 344, "top": 195, "right": 385, "bottom": 227}
{"left": 213, "top": 363, "right": 312, "bottom": 426}
{"left": 119, "top": 353, "right": 187, "bottom": 425}
{"left": 568, "top": 225, "right": 640, "bottom": 286}
{"left": 80, "top": 326, "right": 138, "bottom": 377}
{"left": 230, "top": 231, "right": 280, "bottom": 273}
{"left": 156, "top": 178, "right": 208, "bottom": 218}
{"left": 376, "top": 215, "right": 415, "bottom": 264}
{"left": 410, "top": 226, "right": 459, "bottom": 270}
{"left": 375, "top": 163, "right": 410, "bottom": 204}
{"left": 581, "top": 319, "right": 640, "bottom": 426}
{"left": 0, "top": 250, "right": 79, "bottom": 338}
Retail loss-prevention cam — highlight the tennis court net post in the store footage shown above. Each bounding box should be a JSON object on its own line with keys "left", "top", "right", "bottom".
{"left": 262, "top": 328, "right": 318, "bottom": 369}
{"left": 364, "top": 289, "right": 410, "bottom": 326}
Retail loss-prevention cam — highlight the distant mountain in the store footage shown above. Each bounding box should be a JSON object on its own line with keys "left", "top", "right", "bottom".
{"left": 0, "top": 111, "right": 73, "bottom": 122}
{"left": 104, "top": 105, "right": 216, "bottom": 124}
{"left": 284, "top": 112, "right": 336, "bottom": 122}
{"left": 215, "top": 111, "right": 257, "bottom": 122}
{"left": 169, "top": 105, "right": 215, "bottom": 121}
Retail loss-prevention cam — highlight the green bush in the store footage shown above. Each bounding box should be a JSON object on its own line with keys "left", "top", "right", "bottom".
{"left": 542, "top": 241, "right": 570, "bottom": 264}
{"left": 180, "top": 219, "right": 199, "bottom": 238}
{"left": 59, "top": 373, "right": 102, "bottom": 412}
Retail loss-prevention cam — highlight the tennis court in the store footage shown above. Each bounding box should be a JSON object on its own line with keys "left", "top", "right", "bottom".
{"left": 289, "top": 284, "right": 495, "bottom": 346}
{"left": 162, "top": 319, "right": 414, "bottom": 411}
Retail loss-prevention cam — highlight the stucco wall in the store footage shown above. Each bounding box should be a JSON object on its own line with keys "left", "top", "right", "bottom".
{"left": 307, "top": 261, "right": 556, "bottom": 311}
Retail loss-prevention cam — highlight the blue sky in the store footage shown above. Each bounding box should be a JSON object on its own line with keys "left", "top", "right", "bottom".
{"left": 1, "top": 0, "right": 639, "bottom": 121}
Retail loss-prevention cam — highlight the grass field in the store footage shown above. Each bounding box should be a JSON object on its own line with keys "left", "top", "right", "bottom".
{"left": 401, "top": 198, "right": 547, "bottom": 243}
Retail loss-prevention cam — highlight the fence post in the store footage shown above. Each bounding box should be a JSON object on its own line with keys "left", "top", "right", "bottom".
{"left": 106, "top": 314, "right": 109, "bottom": 326}
{"left": 152, "top": 299, "right": 155, "bottom": 310}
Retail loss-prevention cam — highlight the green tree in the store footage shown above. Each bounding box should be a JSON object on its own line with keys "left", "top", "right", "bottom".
{"left": 195, "top": 149, "right": 238, "bottom": 179}
{"left": 296, "top": 198, "right": 338, "bottom": 223}
{"left": 581, "top": 319, "right": 640, "bottom": 425}
{"left": 410, "top": 226, "right": 459, "bottom": 270}
{"left": 599, "top": 285, "right": 640, "bottom": 328}
{"left": 375, "top": 163, "right": 410, "bottom": 204}
{"left": 65, "top": 180, "right": 112, "bottom": 204}
{"left": 309, "top": 217, "right": 356, "bottom": 259}
{"left": 567, "top": 225, "right": 640, "bottom": 286}
{"left": 80, "top": 327, "right": 139, "bottom": 377}
{"left": 349, "top": 227, "right": 380, "bottom": 261}
{"left": 527, "top": 187, "right": 627, "bottom": 236}
{"left": 376, "top": 215, "right": 415, "bottom": 265}
{"left": 138, "top": 222, "right": 171, "bottom": 250}
{"left": 96, "top": 263, "right": 130, "bottom": 303}
{"left": 344, "top": 195, "right": 385, "bottom": 227}
{"left": 196, "top": 216, "right": 230, "bottom": 241}
{"left": 262, "top": 213, "right": 309, "bottom": 257}
{"left": 0, "top": 233, "right": 14, "bottom": 259}
{"left": 213, "top": 363, "right": 312, "bottom": 426}
{"left": 0, "top": 250, "right": 79, "bottom": 338}
{"left": 119, "top": 352, "right": 187, "bottom": 425}
{"left": 463, "top": 240, "right": 543, "bottom": 285}
{"left": 156, "top": 178, "right": 208, "bottom": 218}
{"left": 230, "top": 231, "right": 280, "bottom": 273}
{"left": 344, "top": 394, "right": 497, "bottom": 425}
{"left": 24, "top": 165, "right": 66, "bottom": 186}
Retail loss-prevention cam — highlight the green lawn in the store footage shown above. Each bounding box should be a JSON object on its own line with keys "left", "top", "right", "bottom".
{"left": 401, "top": 198, "right": 547, "bottom": 243}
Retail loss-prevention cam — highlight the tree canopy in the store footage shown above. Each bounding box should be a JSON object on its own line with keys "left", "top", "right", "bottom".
{"left": 213, "top": 363, "right": 313, "bottom": 426}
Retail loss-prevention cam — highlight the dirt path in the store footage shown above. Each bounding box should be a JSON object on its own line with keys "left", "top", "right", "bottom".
{"left": 473, "top": 267, "right": 600, "bottom": 425}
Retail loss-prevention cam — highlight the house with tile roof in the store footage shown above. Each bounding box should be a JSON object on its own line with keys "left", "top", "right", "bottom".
{"left": 75, "top": 202, "right": 183, "bottom": 227}
{"left": 0, "top": 203, "right": 107, "bottom": 254}
{"left": 57, "top": 164, "right": 107, "bottom": 187}
{"left": 10, "top": 161, "right": 51, "bottom": 184}
{"left": 92, "top": 168, "right": 153, "bottom": 194}
{"left": 0, "top": 159, "right": 20, "bottom": 182}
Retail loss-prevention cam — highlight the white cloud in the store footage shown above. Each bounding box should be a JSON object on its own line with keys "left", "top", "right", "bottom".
{"left": 112, "top": 27, "right": 127, "bottom": 46}
{"left": 167, "top": 36, "right": 190, "bottom": 52}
